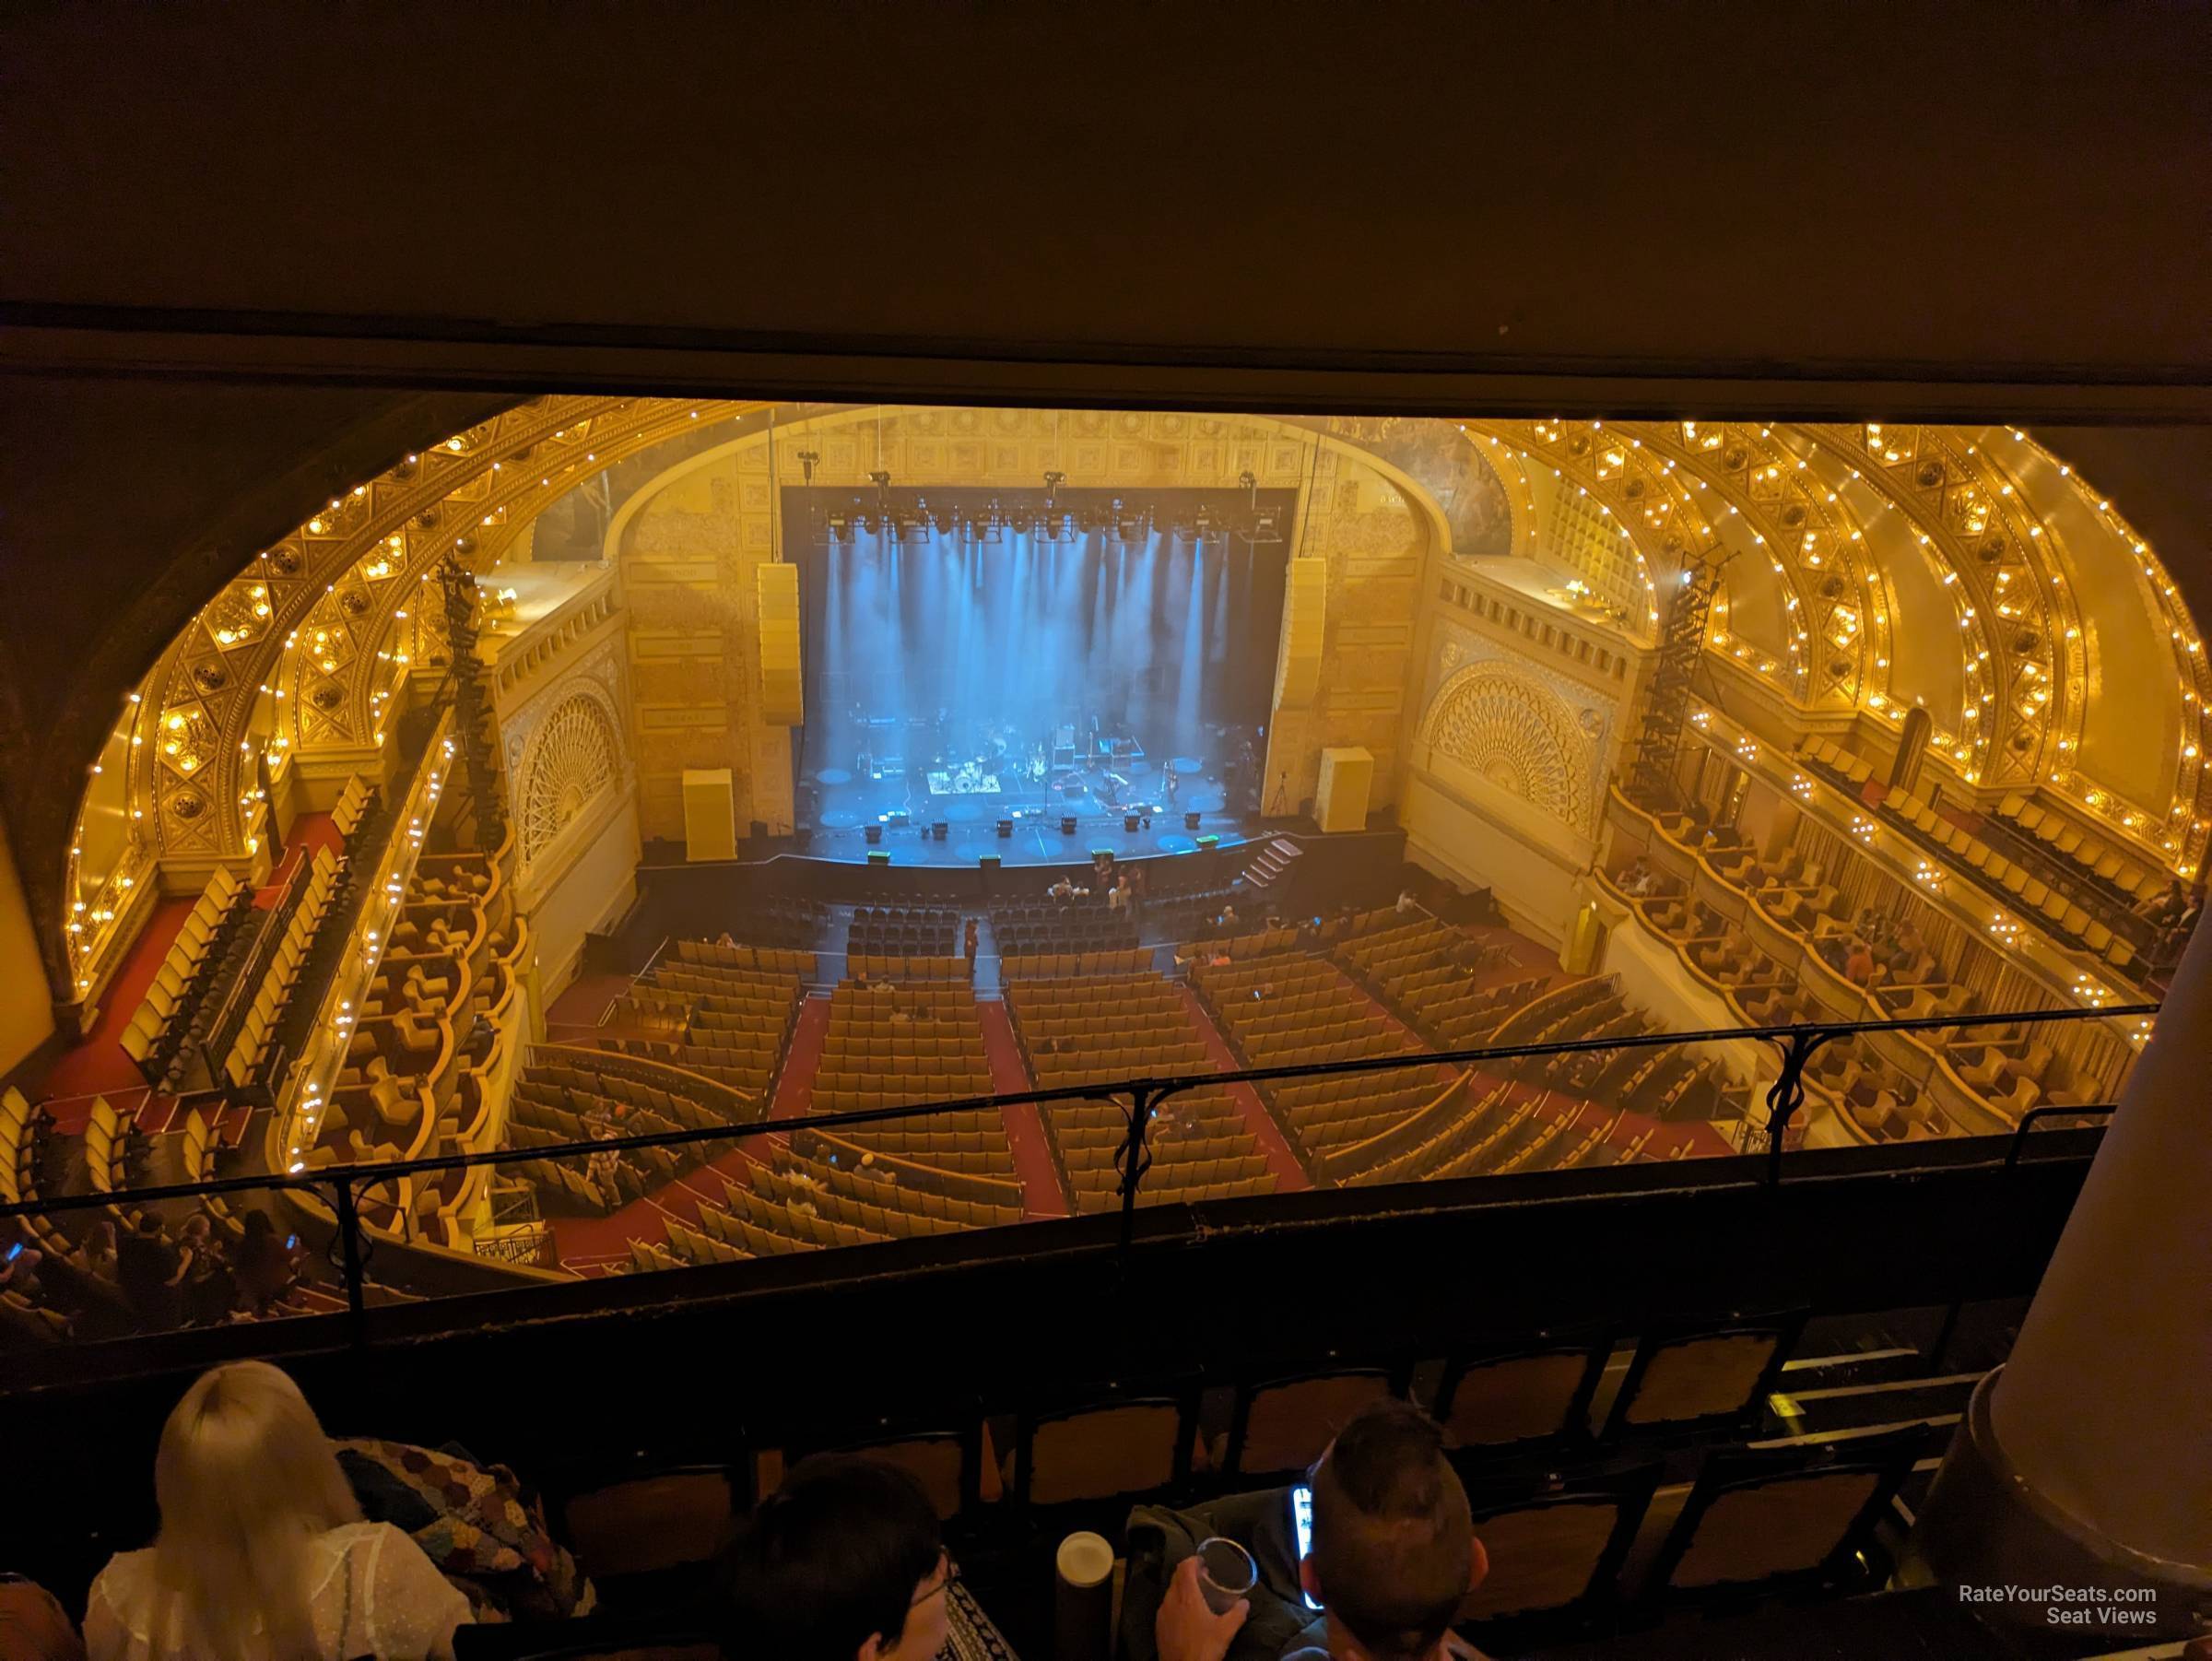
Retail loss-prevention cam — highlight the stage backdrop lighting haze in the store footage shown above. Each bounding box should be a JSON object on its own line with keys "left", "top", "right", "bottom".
{"left": 790, "top": 486, "right": 1291, "bottom": 818}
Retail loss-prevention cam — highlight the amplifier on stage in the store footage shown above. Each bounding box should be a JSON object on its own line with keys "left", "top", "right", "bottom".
{"left": 886, "top": 809, "right": 911, "bottom": 828}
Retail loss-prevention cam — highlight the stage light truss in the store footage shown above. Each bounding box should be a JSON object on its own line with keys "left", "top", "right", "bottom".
{"left": 807, "top": 484, "right": 1283, "bottom": 549}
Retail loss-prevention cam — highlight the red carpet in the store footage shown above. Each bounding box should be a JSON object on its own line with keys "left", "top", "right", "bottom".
{"left": 254, "top": 813, "right": 345, "bottom": 908}
{"left": 1176, "top": 985, "right": 1312, "bottom": 1192}
{"left": 769, "top": 996, "right": 830, "bottom": 1121}
{"left": 977, "top": 999, "right": 1070, "bottom": 1217}
{"left": 544, "top": 972, "right": 631, "bottom": 1032}
{"left": 36, "top": 898, "right": 194, "bottom": 1105}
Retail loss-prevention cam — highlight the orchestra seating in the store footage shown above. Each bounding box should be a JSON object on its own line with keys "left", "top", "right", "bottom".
{"left": 1004, "top": 971, "right": 1276, "bottom": 1209}
{"left": 846, "top": 904, "right": 959, "bottom": 958}
{"left": 847, "top": 953, "right": 970, "bottom": 984}
{"left": 712, "top": 896, "right": 825, "bottom": 951}
{"left": 1192, "top": 951, "right": 1438, "bottom": 1172}
{"left": 990, "top": 896, "right": 1140, "bottom": 957}
{"left": 1336, "top": 916, "right": 1529, "bottom": 1048}
{"left": 998, "top": 947, "right": 1151, "bottom": 979}
{"left": 805, "top": 979, "right": 1018, "bottom": 1184}
{"left": 615, "top": 940, "right": 809, "bottom": 1096}
{"left": 651, "top": 1133, "right": 1031, "bottom": 1269}
{"left": 506, "top": 1051, "right": 759, "bottom": 1216}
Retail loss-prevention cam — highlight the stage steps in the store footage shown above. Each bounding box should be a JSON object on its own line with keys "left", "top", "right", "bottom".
{"left": 1240, "top": 837, "right": 1304, "bottom": 892}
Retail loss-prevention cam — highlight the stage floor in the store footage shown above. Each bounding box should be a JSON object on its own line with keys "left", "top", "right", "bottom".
{"left": 802, "top": 756, "right": 1251, "bottom": 866}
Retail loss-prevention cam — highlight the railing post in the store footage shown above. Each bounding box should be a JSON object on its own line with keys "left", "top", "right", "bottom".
{"left": 1116, "top": 1083, "right": 1159, "bottom": 1260}
{"left": 329, "top": 1175, "right": 369, "bottom": 1345}
{"left": 1762, "top": 1031, "right": 1828, "bottom": 1187}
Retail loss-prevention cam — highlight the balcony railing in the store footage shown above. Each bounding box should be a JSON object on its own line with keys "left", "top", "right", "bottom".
{"left": 0, "top": 998, "right": 2147, "bottom": 1367}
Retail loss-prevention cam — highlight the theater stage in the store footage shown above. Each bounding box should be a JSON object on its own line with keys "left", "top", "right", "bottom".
{"left": 801, "top": 754, "right": 1251, "bottom": 867}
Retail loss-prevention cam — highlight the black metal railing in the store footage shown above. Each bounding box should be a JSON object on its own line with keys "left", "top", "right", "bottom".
{"left": 0, "top": 1000, "right": 2153, "bottom": 1349}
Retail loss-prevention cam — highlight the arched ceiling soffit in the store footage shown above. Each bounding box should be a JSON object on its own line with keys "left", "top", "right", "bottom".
{"left": 71, "top": 405, "right": 2212, "bottom": 995}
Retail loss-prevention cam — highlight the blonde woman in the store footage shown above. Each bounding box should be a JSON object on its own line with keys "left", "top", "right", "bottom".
{"left": 84, "top": 1361, "right": 470, "bottom": 1661}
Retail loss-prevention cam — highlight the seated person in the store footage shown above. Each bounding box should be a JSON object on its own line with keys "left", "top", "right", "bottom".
{"left": 716, "top": 1454, "right": 950, "bottom": 1661}
{"left": 2134, "top": 878, "right": 2184, "bottom": 926}
{"left": 1158, "top": 1399, "right": 1488, "bottom": 1661}
{"left": 1842, "top": 937, "right": 1876, "bottom": 985}
{"left": 85, "top": 1361, "right": 470, "bottom": 1661}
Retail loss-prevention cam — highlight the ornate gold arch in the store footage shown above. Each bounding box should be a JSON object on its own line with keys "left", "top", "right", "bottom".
{"left": 1418, "top": 660, "right": 1598, "bottom": 835}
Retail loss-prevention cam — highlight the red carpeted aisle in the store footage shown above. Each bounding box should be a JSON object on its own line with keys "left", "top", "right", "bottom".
{"left": 36, "top": 899, "right": 194, "bottom": 1109}
{"left": 1176, "top": 986, "right": 1312, "bottom": 1192}
{"left": 254, "top": 813, "right": 345, "bottom": 908}
{"left": 977, "top": 1000, "right": 1070, "bottom": 1217}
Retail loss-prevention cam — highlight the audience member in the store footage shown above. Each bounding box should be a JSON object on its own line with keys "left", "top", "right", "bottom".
{"left": 1156, "top": 1399, "right": 1488, "bottom": 1661}
{"left": 114, "top": 1217, "right": 187, "bottom": 1332}
{"left": 2134, "top": 879, "right": 2184, "bottom": 926}
{"left": 178, "top": 1217, "right": 236, "bottom": 1327}
{"left": 234, "top": 1212, "right": 298, "bottom": 1317}
{"left": 717, "top": 1454, "right": 950, "bottom": 1661}
{"left": 84, "top": 1361, "right": 471, "bottom": 1661}
{"left": 0, "top": 1572, "right": 87, "bottom": 1661}
{"left": 82, "top": 1220, "right": 118, "bottom": 1284}
{"left": 1842, "top": 937, "right": 1876, "bottom": 986}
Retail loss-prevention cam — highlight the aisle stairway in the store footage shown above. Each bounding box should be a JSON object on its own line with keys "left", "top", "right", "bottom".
{"left": 1239, "top": 836, "right": 1303, "bottom": 894}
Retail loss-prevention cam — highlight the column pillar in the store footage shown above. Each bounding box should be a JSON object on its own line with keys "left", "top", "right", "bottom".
{"left": 1910, "top": 917, "right": 2212, "bottom": 1638}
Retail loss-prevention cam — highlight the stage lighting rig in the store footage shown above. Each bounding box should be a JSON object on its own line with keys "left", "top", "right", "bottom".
{"left": 1042, "top": 469, "right": 1066, "bottom": 510}
{"left": 797, "top": 449, "right": 821, "bottom": 485}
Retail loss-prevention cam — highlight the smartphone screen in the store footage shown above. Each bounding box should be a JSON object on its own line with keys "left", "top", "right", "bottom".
{"left": 1290, "top": 1483, "right": 1320, "bottom": 1608}
{"left": 4, "top": 1242, "right": 21, "bottom": 1263}
{"left": 286, "top": 1234, "right": 300, "bottom": 1250}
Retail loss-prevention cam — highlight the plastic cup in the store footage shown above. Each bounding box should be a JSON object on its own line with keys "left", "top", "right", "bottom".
{"left": 1054, "top": 1531, "right": 1115, "bottom": 1661}
{"left": 1196, "top": 1536, "right": 1258, "bottom": 1615}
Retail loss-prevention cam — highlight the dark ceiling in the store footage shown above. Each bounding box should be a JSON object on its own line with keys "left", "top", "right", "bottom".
{"left": 1, "top": 0, "right": 2207, "bottom": 998}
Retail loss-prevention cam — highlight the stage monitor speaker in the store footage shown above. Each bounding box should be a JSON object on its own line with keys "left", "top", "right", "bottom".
{"left": 867, "top": 850, "right": 890, "bottom": 866}
{"left": 1273, "top": 556, "right": 1327, "bottom": 710}
{"left": 1196, "top": 833, "right": 1220, "bottom": 850}
{"left": 887, "top": 809, "right": 911, "bottom": 828}
{"left": 978, "top": 854, "right": 1001, "bottom": 870}
{"left": 931, "top": 820, "right": 949, "bottom": 841}
{"left": 995, "top": 819, "right": 1014, "bottom": 838}
{"left": 1060, "top": 815, "right": 1077, "bottom": 835}
{"left": 865, "top": 822, "right": 883, "bottom": 845}
{"left": 1124, "top": 813, "right": 1141, "bottom": 832}
{"left": 756, "top": 563, "right": 804, "bottom": 726}
{"left": 1184, "top": 810, "right": 1202, "bottom": 830}
{"left": 681, "top": 769, "right": 737, "bottom": 862}
{"left": 1315, "top": 746, "right": 1375, "bottom": 834}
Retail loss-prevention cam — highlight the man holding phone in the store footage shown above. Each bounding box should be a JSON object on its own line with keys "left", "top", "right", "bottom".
{"left": 1156, "top": 1399, "right": 1489, "bottom": 1661}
